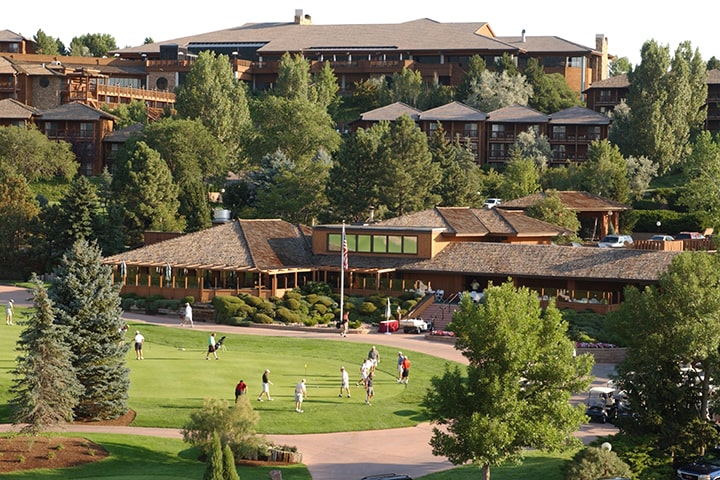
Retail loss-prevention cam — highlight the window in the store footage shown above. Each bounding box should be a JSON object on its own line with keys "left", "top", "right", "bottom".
{"left": 599, "top": 89, "right": 613, "bottom": 101}
{"left": 587, "top": 126, "right": 601, "bottom": 140}
{"left": 567, "top": 57, "right": 583, "bottom": 68}
{"left": 490, "top": 143, "right": 506, "bottom": 158}
{"left": 80, "top": 122, "right": 94, "bottom": 138}
{"left": 464, "top": 123, "right": 478, "bottom": 138}
{"left": 156, "top": 77, "right": 169, "bottom": 90}
{"left": 327, "top": 233, "right": 418, "bottom": 255}
{"left": 44, "top": 122, "right": 59, "bottom": 137}
{"left": 491, "top": 124, "right": 505, "bottom": 138}
{"left": 552, "top": 126, "right": 566, "bottom": 140}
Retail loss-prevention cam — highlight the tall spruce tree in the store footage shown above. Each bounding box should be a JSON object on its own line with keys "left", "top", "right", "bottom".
{"left": 49, "top": 239, "right": 130, "bottom": 420}
{"left": 9, "top": 274, "right": 83, "bottom": 433}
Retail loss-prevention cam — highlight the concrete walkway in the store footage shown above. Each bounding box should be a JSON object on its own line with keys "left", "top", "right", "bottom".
{"left": 0, "top": 285, "right": 618, "bottom": 479}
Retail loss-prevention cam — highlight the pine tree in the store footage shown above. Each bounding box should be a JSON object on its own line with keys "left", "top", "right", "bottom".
{"left": 49, "top": 239, "right": 130, "bottom": 420}
{"left": 9, "top": 274, "right": 83, "bottom": 433}
{"left": 204, "top": 432, "right": 225, "bottom": 480}
{"left": 223, "top": 443, "right": 240, "bottom": 480}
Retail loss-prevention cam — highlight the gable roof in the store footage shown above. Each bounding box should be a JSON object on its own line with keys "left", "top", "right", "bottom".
{"left": 0, "top": 98, "right": 39, "bottom": 119}
{"left": 487, "top": 103, "right": 549, "bottom": 123}
{"left": 549, "top": 105, "right": 611, "bottom": 125}
{"left": 38, "top": 102, "right": 118, "bottom": 122}
{"left": 0, "top": 30, "right": 29, "bottom": 42}
{"left": 359, "top": 102, "right": 421, "bottom": 122}
{"left": 499, "top": 191, "right": 630, "bottom": 212}
{"left": 116, "top": 18, "right": 516, "bottom": 55}
{"left": 494, "top": 35, "right": 599, "bottom": 55}
{"left": 585, "top": 74, "right": 630, "bottom": 90}
{"left": 104, "top": 219, "right": 313, "bottom": 271}
{"left": 376, "top": 206, "right": 572, "bottom": 237}
{"left": 406, "top": 242, "right": 678, "bottom": 282}
{"left": 103, "top": 123, "right": 144, "bottom": 143}
{"left": 418, "top": 101, "right": 487, "bottom": 121}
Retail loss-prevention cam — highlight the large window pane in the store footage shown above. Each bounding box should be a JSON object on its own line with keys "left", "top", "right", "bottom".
{"left": 403, "top": 236, "right": 418, "bottom": 254}
{"left": 388, "top": 235, "right": 403, "bottom": 253}
{"left": 357, "top": 235, "right": 372, "bottom": 252}
{"left": 373, "top": 235, "right": 388, "bottom": 253}
{"left": 328, "top": 233, "right": 341, "bottom": 252}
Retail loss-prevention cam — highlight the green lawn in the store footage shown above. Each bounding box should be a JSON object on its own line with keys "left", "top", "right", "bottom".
{"left": 0, "top": 305, "right": 589, "bottom": 479}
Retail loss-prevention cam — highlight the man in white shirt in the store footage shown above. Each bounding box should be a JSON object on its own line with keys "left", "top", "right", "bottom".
{"left": 182, "top": 302, "right": 193, "bottom": 327}
{"left": 134, "top": 330, "right": 145, "bottom": 360}
{"left": 339, "top": 367, "right": 350, "bottom": 398}
{"left": 295, "top": 378, "right": 307, "bottom": 413}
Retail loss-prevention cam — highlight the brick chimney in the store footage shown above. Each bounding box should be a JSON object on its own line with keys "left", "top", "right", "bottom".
{"left": 294, "top": 9, "right": 313, "bottom": 25}
{"left": 596, "top": 34, "right": 609, "bottom": 80}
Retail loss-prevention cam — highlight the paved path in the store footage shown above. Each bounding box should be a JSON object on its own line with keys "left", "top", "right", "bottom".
{"left": 0, "top": 285, "right": 618, "bottom": 479}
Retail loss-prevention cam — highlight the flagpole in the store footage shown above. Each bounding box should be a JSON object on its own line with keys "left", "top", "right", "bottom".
{"left": 340, "top": 222, "right": 347, "bottom": 337}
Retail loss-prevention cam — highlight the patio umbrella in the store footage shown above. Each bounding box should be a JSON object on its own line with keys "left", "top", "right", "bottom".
{"left": 385, "top": 297, "right": 391, "bottom": 321}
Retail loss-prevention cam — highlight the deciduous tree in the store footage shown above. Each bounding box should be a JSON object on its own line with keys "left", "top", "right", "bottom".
{"left": 0, "top": 171, "right": 41, "bottom": 278}
{"left": 0, "top": 125, "right": 78, "bottom": 181}
{"left": 465, "top": 70, "right": 532, "bottom": 112}
{"left": 68, "top": 33, "right": 117, "bottom": 57}
{"left": 423, "top": 281, "right": 593, "bottom": 480}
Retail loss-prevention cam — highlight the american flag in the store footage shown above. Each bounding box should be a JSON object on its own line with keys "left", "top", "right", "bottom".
{"left": 341, "top": 223, "right": 349, "bottom": 271}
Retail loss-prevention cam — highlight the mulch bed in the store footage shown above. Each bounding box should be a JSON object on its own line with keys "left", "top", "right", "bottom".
{"left": 0, "top": 410, "right": 135, "bottom": 473}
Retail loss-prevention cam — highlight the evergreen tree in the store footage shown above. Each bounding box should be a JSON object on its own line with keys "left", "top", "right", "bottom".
{"left": 33, "top": 29, "right": 61, "bottom": 55}
{"left": 428, "top": 126, "right": 483, "bottom": 207}
{"left": 93, "top": 168, "right": 126, "bottom": 255}
{"left": 325, "top": 123, "right": 388, "bottom": 222}
{"left": 112, "top": 141, "right": 184, "bottom": 245}
{"left": 41, "top": 175, "right": 101, "bottom": 268}
{"left": 223, "top": 443, "right": 240, "bottom": 480}
{"left": 377, "top": 115, "right": 441, "bottom": 217}
{"left": 68, "top": 33, "right": 117, "bottom": 57}
{"left": 9, "top": 274, "right": 83, "bottom": 433}
{"left": 455, "top": 54, "right": 487, "bottom": 103}
{"left": 49, "top": 239, "right": 130, "bottom": 420}
{"left": 204, "top": 432, "right": 225, "bottom": 480}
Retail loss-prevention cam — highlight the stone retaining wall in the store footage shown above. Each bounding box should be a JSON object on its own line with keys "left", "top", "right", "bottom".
{"left": 576, "top": 347, "right": 627, "bottom": 364}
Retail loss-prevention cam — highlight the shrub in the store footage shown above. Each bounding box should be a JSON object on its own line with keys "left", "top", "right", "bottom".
{"left": 305, "top": 294, "right": 320, "bottom": 305}
{"left": 121, "top": 298, "right": 136, "bottom": 310}
{"left": 213, "top": 296, "right": 249, "bottom": 324}
{"left": 241, "top": 294, "right": 264, "bottom": 308}
{"left": 284, "top": 297, "right": 301, "bottom": 311}
{"left": 276, "top": 307, "right": 300, "bottom": 324}
{"left": 401, "top": 299, "right": 418, "bottom": 311}
{"left": 284, "top": 291, "right": 302, "bottom": 302}
{"left": 256, "top": 300, "right": 275, "bottom": 316}
{"left": 563, "top": 446, "right": 632, "bottom": 480}
{"left": 253, "top": 313, "right": 273, "bottom": 324}
{"left": 145, "top": 300, "right": 160, "bottom": 315}
{"left": 303, "top": 316, "right": 318, "bottom": 327}
{"left": 182, "top": 295, "right": 195, "bottom": 305}
{"left": 296, "top": 281, "right": 333, "bottom": 296}
{"left": 358, "top": 302, "right": 377, "bottom": 315}
{"left": 182, "top": 397, "right": 267, "bottom": 461}
{"left": 317, "top": 296, "right": 335, "bottom": 308}
{"left": 312, "top": 303, "right": 328, "bottom": 315}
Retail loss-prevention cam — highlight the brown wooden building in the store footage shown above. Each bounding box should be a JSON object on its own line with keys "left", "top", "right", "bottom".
{"left": 103, "top": 208, "right": 677, "bottom": 313}
{"left": 111, "top": 11, "right": 611, "bottom": 96}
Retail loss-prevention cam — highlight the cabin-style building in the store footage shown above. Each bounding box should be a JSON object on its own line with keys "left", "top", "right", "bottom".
{"left": 103, "top": 207, "right": 678, "bottom": 314}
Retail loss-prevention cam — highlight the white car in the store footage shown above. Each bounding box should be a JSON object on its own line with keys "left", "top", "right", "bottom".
{"left": 483, "top": 198, "right": 502, "bottom": 209}
{"left": 598, "top": 234, "right": 633, "bottom": 248}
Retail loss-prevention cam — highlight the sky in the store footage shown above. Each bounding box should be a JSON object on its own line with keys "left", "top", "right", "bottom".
{"left": 5, "top": 1, "right": 717, "bottom": 67}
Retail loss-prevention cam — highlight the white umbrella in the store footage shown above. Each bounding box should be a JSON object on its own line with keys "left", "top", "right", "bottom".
{"left": 384, "top": 297, "right": 392, "bottom": 335}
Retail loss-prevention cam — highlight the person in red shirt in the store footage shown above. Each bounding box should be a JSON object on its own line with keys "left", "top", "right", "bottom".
{"left": 235, "top": 379, "right": 247, "bottom": 404}
{"left": 401, "top": 356, "right": 411, "bottom": 384}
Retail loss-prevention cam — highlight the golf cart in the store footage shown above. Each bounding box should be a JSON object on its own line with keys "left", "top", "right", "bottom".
{"left": 399, "top": 318, "right": 431, "bottom": 334}
{"left": 585, "top": 386, "right": 618, "bottom": 424}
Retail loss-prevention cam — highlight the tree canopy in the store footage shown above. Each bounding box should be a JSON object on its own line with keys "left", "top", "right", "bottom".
{"left": 423, "top": 281, "right": 593, "bottom": 480}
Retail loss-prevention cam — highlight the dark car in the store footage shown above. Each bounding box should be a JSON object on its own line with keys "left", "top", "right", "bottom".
{"left": 361, "top": 475, "right": 412, "bottom": 480}
{"left": 676, "top": 448, "right": 720, "bottom": 479}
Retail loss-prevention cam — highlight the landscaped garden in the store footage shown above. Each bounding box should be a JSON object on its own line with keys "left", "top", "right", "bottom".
{"left": 0, "top": 288, "right": 621, "bottom": 479}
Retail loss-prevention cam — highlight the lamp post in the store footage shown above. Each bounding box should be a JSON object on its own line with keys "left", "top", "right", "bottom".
{"left": 657, "top": 220, "right": 661, "bottom": 233}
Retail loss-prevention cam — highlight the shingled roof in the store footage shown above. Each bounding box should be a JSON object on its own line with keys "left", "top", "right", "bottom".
{"left": 418, "top": 101, "right": 487, "bottom": 122}
{"left": 487, "top": 103, "right": 549, "bottom": 123}
{"left": 39, "top": 102, "right": 118, "bottom": 122}
{"left": 549, "top": 106, "right": 611, "bottom": 125}
{"left": 376, "top": 206, "right": 572, "bottom": 238}
{"left": 499, "top": 191, "right": 630, "bottom": 212}
{"left": 0, "top": 98, "right": 39, "bottom": 119}
{"left": 359, "top": 102, "right": 421, "bottom": 122}
{"left": 104, "top": 219, "right": 313, "bottom": 271}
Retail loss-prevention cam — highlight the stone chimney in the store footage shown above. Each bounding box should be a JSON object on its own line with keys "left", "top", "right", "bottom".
{"left": 294, "top": 9, "right": 313, "bottom": 25}
{"left": 596, "top": 34, "right": 609, "bottom": 80}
